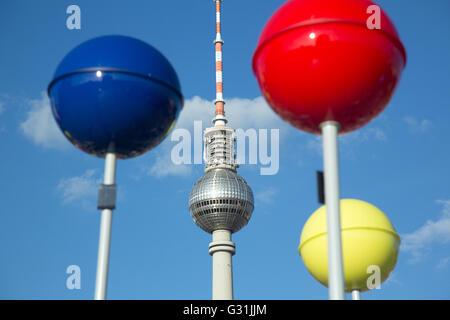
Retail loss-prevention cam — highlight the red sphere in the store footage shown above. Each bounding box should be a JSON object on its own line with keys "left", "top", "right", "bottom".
{"left": 252, "top": 0, "right": 406, "bottom": 134}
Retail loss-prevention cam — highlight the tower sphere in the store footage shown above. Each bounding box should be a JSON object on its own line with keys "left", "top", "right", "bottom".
{"left": 252, "top": 0, "right": 406, "bottom": 134}
{"left": 48, "top": 35, "right": 183, "bottom": 159}
{"left": 189, "top": 168, "right": 254, "bottom": 234}
{"left": 299, "top": 199, "right": 400, "bottom": 292}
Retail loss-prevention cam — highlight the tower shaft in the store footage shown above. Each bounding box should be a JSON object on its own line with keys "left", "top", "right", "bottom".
{"left": 209, "top": 230, "right": 235, "bottom": 300}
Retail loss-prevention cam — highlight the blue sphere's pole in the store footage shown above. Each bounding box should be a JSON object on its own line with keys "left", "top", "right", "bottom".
{"left": 94, "top": 152, "right": 117, "bottom": 300}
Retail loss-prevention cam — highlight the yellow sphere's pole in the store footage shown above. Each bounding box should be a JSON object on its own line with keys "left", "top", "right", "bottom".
{"left": 352, "top": 289, "right": 361, "bottom": 300}
{"left": 320, "top": 121, "right": 345, "bottom": 300}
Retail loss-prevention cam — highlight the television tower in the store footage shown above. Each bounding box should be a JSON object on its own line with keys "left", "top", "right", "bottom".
{"left": 189, "top": 0, "right": 254, "bottom": 300}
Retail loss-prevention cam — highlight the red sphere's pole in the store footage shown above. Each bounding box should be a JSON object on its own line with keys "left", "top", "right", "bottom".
{"left": 320, "top": 121, "right": 345, "bottom": 300}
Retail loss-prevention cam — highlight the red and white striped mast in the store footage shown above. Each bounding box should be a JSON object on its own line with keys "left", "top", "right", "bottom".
{"left": 213, "top": 0, "right": 227, "bottom": 127}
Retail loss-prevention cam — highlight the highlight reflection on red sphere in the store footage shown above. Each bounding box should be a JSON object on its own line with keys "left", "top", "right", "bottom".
{"left": 252, "top": 0, "right": 406, "bottom": 134}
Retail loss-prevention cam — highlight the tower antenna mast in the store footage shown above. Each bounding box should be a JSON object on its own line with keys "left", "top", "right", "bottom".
{"left": 213, "top": 0, "right": 226, "bottom": 126}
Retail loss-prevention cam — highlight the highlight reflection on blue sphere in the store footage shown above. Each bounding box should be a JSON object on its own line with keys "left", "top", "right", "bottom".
{"left": 48, "top": 35, "right": 183, "bottom": 159}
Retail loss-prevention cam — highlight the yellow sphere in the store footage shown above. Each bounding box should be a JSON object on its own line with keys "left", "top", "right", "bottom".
{"left": 299, "top": 199, "right": 400, "bottom": 292}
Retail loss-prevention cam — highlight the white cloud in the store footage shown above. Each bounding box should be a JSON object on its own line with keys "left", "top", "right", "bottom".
{"left": 255, "top": 187, "right": 277, "bottom": 205}
{"left": 57, "top": 169, "right": 101, "bottom": 205}
{"left": 174, "top": 96, "right": 212, "bottom": 131}
{"left": 401, "top": 200, "right": 450, "bottom": 263}
{"left": 225, "top": 96, "right": 286, "bottom": 130}
{"left": 381, "top": 271, "right": 402, "bottom": 288}
{"left": 304, "top": 126, "right": 387, "bottom": 156}
{"left": 147, "top": 149, "right": 193, "bottom": 179}
{"left": 340, "top": 126, "right": 388, "bottom": 144}
{"left": 20, "top": 91, "right": 69, "bottom": 149}
{"left": 175, "top": 96, "right": 286, "bottom": 132}
{"left": 305, "top": 136, "right": 322, "bottom": 155}
{"left": 147, "top": 96, "right": 288, "bottom": 178}
{"left": 436, "top": 256, "right": 450, "bottom": 270}
{"left": 403, "top": 116, "right": 432, "bottom": 133}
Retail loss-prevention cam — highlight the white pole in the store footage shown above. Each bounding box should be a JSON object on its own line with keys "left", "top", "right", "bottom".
{"left": 320, "top": 121, "right": 345, "bottom": 300}
{"left": 94, "top": 152, "right": 117, "bottom": 300}
{"left": 352, "top": 289, "right": 361, "bottom": 300}
{"left": 209, "top": 229, "right": 235, "bottom": 300}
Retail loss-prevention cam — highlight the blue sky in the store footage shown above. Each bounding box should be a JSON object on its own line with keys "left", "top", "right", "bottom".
{"left": 0, "top": 0, "right": 449, "bottom": 300}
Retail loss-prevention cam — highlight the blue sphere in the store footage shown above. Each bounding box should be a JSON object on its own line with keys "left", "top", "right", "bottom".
{"left": 48, "top": 35, "right": 183, "bottom": 159}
